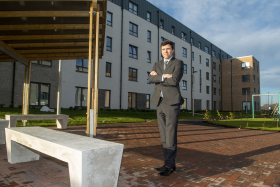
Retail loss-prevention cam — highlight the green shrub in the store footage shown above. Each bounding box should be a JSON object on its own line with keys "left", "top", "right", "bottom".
{"left": 69, "top": 106, "right": 73, "bottom": 110}
{"left": 9, "top": 104, "right": 14, "bottom": 108}
{"left": 18, "top": 105, "right": 22, "bottom": 108}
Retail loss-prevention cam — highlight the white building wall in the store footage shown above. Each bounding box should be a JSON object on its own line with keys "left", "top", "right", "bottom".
{"left": 60, "top": 1, "right": 215, "bottom": 110}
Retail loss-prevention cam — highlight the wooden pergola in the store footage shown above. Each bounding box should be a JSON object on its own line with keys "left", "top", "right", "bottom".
{"left": 0, "top": 0, "right": 107, "bottom": 136}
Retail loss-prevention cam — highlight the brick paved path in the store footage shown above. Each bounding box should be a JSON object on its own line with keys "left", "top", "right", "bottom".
{"left": 1, "top": 120, "right": 280, "bottom": 186}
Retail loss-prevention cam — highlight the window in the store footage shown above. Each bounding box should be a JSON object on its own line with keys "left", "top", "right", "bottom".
{"left": 106, "top": 37, "right": 112, "bottom": 51}
{"left": 106, "top": 62, "right": 111, "bottom": 77}
{"left": 199, "top": 55, "right": 201, "bottom": 64}
{"left": 219, "top": 65, "right": 220, "bottom": 72}
{"left": 107, "top": 12, "right": 112, "bottom": 26}
{"left": 199, "top": 70, "right": 202, "bottom": 93}
{"left": 206, "top": 100, "right": 210, "bottom": 109}
{"left": 182, "top": 98, "right": 187, "bottom": 109}
{"left": 222, "top": 55, "right": 224, "bottom": 60}
{"left": 182, "top": 32, "right": 186, "bottom": 41}
{"left": 219, "top": 76, "right": 221, "bottom": 84}
{"left": 160, "top": 19, "right": 164, "bottom": 29}
{"left": 75, "top": 87, "right": 87, "bottom": 107}
{"left": 147, "top": 12, "right": 151, "bottom": 22}
{"left": 205, "top": 46, "right": 209, "bottom": 53}
{"left": 182, "top": 47, "right": 187, "bottom": 57}
{"left": 146, "top": 94, "right": 150, "bottom": 109}
{"left": 212, "top": 50, "right": 216, "bottom": 57}
{"left": 254, "top": 88, "right": 256, "bottom": 94}
{"left": 198, "top": 42, "right": 201, "bottom": 49}
{"left": 253, "top": 75, "right": 255, "bottom": 82}
{"left": 76, "top": 59, "right": 88, "bottom": 72}
{"left": 129, "top": 22, "right": 138, "bottom": 37}
{"left": 206, "top": 72, "right": 209, "bottom": 80}
{"left": 171, "top": 26, "right": 175, "bottom": 35}
{"left": 104, "top": 90, "right": 110, "bottom": 108}
{"left": 147, "top": 30, "right": 151, "bottom": 42}
{"left": 129, "top": 2, "right": 138, "bottom": 15}
{"left": 191, "top": 37, "right": 194, "bottom": 45}
{"left": 128, "top": 92, "right": 137, "bottom": 108}
{"left": 213, "top": 101, "right": 217, "bottom": 110}
{"left": 161, "top": 37, "right": 166, "bottom": 43}
{"left": 253, "top": 62, "right": 255, "bottom": 70}
{"left": 147, "top": 72, "right": 150, "bottom": 84}
{"left": 213, "top": 75, "right": 216, "bottom": 82}
{"left": 242, "top": 62, "right": 250, "bottom": 69}
{"left": 242, "top": 88, "right": 250, "bottom": 95}
{"left": 183, "top": 64, "right": 187, "bottom": 74}
{"left": 242, "top": 75, "right": 250, "bottom": 82}
{"left": 213, "top": 62, "right": 216, "bottom": 70}
{"left": 30, "top": 82, "right": 50, "bottom": 107}
{"left": 206, "top": 86, "right": 210, "bottom": 94}
{"left": 31, "top": 60, "right": 52, "bottom": 67}
{"left": 147, "top": 51, "right": 151, "bottom": 63}
{"left": 129, "top": 45, "right": 138, "bottom": 59}
{"left": 182, "top": 80, "right": 187, "bottom": 90}
{"left": 242, "top": 101, "right": 251, "bottom": 111}
{"left": 129, "top": 67, "right": 137, "bottom": 81}
{"left": 206, "top": 58, "right": 209, "bottom": 67}
{"left": 214, "top": 87, "right": 216, "bottom": 95}
{"left": 191, "top": 52, "right": 194, "bottom": 61}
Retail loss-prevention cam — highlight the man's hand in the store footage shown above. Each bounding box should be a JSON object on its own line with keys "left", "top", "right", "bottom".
{"left": 150, "top": 71, "right": 158, "bottom": 76}
{"left": 163, "top": 74, "right": 172, "bottom": 79}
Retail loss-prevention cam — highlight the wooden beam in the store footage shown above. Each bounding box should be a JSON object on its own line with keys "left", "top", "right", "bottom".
{"left": 19, "top": 48, "right": 89, "bottom": 54}
{"left": 93, "top": 5, "right": 100, "bottom": 137}
{"left": 28, "top": 56, "right": 88, "bottom": 61}
{"left": 25, "top": 53, "right": 89, "bottom": 58}
{"left": 9, "top": 42, "right": 89, "bottom": 48}
{"left": 0, "top": 0, "right": 99, "bottom": 1}
{"left": 0, "top": 40, "right": 29, "bottom": 66}
{"left": 86, "top": 2, "right": 93, "bottom": 136}
{"left": 0, "top": 11, "right": 91, "bottom": 18}
{"left": 0, "top": 34, "right": 103, "bottom": 41}
{"left": 0, "top": 24, "right": 103, "bottom": 31}
{"left": 0, "top": 58, "right": 14, "bottom": 62}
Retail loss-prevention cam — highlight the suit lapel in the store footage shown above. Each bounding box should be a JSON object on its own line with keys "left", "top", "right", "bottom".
{"left": 159, "top": 60, "right": 164, "bottom": 73}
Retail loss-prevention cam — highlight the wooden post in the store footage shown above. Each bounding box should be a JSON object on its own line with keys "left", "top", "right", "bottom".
{"left": 57, "top": 59, "right": 62, "bottom": 115}
{"left": 86, "top": 2, "right": 94, "bottom": 135}
{"left": 93, "top": 6, "right": 100, "bottom": 136}
{"left": 22, "top": 63, "right": 31, "bottom": 126}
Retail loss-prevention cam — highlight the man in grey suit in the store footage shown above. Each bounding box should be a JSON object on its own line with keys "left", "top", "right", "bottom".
{"left": 149, "top": 40, "right": 184, "bottom": 176}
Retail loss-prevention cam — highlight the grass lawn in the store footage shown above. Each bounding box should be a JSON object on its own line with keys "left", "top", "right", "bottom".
{"left": 208, "top": 117, "right": 280, "bottom": 131}
{"left": 0, "top": 107, "right": 202, "bottom": 127}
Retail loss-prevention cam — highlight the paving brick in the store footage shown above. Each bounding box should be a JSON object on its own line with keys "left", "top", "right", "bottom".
{"left": 1, "top": 121, "right": 280, "bottom": 186}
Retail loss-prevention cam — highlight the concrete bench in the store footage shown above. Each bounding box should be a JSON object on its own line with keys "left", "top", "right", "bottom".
{"left": 5, "top": 114, "right": 69, "bottom": 129}
{"left": 5, "top": 127, "right": 124, "bottom": 187}
{"left": 0, "top": 119, "right": 9, "bottom": 144}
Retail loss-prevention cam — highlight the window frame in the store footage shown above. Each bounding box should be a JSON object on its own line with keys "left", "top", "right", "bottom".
{"left": 128, "top": 67, "right": 138, "bottom": 81}
{"left": 147, "top": 51, "right": 151, "bottom": 63}
{"left": 76, "top": 59, "right": 88, "bottom": 73}
{"left": 31, "top": 60, "right": 52, "bottom": 67}
{"left": 128, "top": 92, "right": 137, "bottom": 108}
{"left": 147, "top": 30, "right": 151, "bottom": 42}
{"left": 242, "top": 75, "right": 250, "bottom": 82}
{"left": 182, "top": 32, "right": 186, "bottom": 41}
{"left": 182, "top": 80, "right": 187, "bottom": 90}
{"left": 107, "top": 11, "right": 113, "bottom": 26}
{"left": 30, "top": 82, "right": 51, "bottom": 107}
{"left": 129, "top": 22, "right": 138, "bottom": 37}
{"left": 183, "top": 64, "right": 187, "bottom": 74}
{"left": 106, "top": 36, "right": 112, "bottom": 51}
{"left": 129, "top": 1, "right": 138, "bottom": 15}
{"left": 241, "top": 62, "right": 250, "bottom": 69}
{"left": 182, "top": 47, "right": 187, "bottom": 57}
{"left": 147, "top": 11, "right": 151, "bottom": 22}
{"left": 104, "top": 90, "right": 111, "bottom": 108}
{"left": 129, "top": 45, "right": 138, "bottom": 59}
{"left": 160, "top": 19, "right": 164, "bottom": 29}
{"left": 146, "top": 94, "right": 150, "bottom": 109}
{"left": 105, "top": 62, "right": 112, "bottom": 77}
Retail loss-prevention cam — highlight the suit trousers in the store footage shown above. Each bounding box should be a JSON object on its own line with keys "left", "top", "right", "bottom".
{"left": 156, "top": 97, "right": 180, "bottom": 168}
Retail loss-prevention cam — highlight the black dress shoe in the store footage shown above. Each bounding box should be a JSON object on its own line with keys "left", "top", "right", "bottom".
{"left": 154, "top": 165, "right": 166, "bottom": 172}
{"left": 158, "top": 166, "right": 176, "bottom": 176}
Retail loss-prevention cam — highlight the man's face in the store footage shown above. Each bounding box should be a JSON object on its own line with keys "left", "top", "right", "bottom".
{"left": 161, "top": 44, "right": 174, "bottom": 60}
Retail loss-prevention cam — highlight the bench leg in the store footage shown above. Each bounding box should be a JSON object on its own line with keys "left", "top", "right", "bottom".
{"left": 5, "top": 116, "right": 17, "bottom": 128}
{"left": 56, "top": 118, "right": 67, "bottom": 129}
{"left": 67, "top": 146, "right": 123, "bottom": 187}
{"left": 5, "top": 130, "right": 40, "bottom": 164}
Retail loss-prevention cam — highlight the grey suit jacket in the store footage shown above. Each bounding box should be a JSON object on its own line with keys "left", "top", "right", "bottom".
{"left": 149, "top": 57, "right": 184, "bottom": 106}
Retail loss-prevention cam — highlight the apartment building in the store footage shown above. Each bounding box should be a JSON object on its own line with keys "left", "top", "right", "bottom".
{"left": 221, "top": 56, "right": 261, "bottom": 111}
{"left": 0, "top": 0, "right": 238, "bottom": 111}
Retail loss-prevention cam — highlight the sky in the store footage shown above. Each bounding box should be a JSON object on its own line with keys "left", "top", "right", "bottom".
{"left": 147, "top": 0, "right": 280, "bottom": 104}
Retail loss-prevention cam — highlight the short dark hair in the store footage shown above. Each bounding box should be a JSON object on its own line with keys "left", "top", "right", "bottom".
{"left": 161, "top": 40, "right": 174, "bottom": 49}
